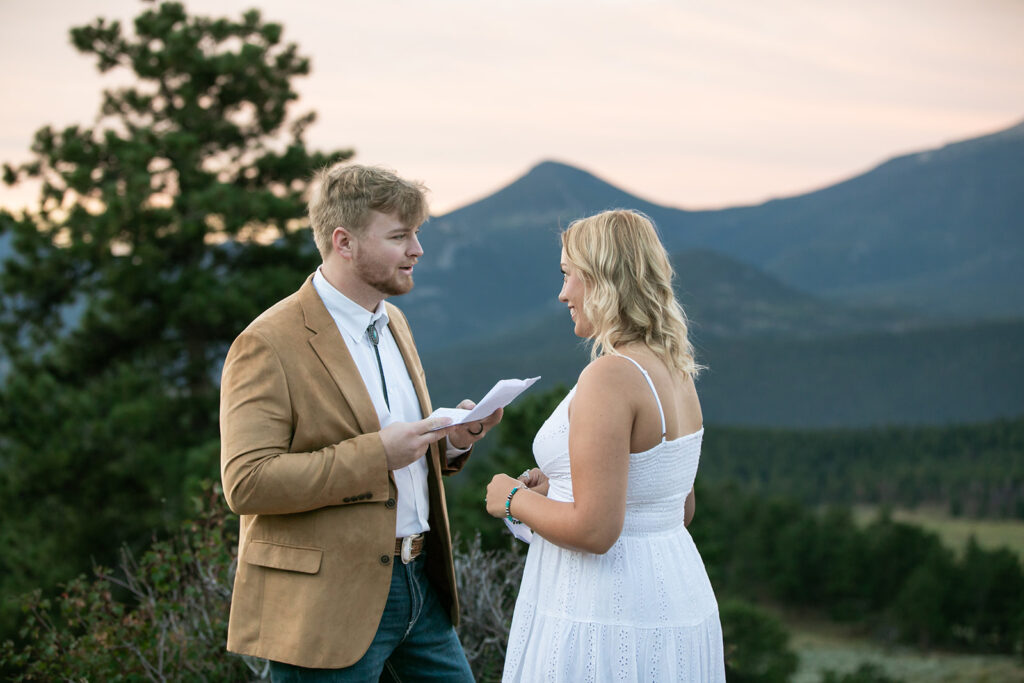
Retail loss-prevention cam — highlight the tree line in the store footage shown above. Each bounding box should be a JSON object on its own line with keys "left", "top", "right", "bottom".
{"left": 699, "top": 416, "right": 1024, "bottom": 519}
{"left": 691, "top": 483, "right": 1024, "bottom": 654}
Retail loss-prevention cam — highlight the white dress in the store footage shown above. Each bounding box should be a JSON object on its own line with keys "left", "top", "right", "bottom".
{"left": 503, "top": 357, "right": 726, "bottom": 682}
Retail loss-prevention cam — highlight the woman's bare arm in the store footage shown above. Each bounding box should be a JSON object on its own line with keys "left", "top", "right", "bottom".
{"left": 486, "top": 357, "right": 640, "bottom": 554}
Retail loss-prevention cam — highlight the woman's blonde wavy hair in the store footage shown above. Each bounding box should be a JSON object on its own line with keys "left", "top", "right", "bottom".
{"left": 561, "top": 209, "right": 702, "bottom": 378}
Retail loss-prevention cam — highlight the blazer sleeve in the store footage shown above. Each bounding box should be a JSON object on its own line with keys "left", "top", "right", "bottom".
{"left": 441, "top": 445, "right": 471, "bottom": 475}
{"left": 219, "top": 328, "right": 391, "bottom": 516}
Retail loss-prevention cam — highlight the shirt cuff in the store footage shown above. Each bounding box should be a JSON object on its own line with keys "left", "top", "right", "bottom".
{"left": 445, "top": 436, "right": 470, "bottom": 460}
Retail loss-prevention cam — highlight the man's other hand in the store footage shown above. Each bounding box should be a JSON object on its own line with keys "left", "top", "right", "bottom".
{"left": 448, "top": 399, "right": 504, "bottom": 450}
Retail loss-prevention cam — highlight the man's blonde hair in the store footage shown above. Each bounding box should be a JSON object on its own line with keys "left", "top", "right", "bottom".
{"left": 561, "top": 209, "right": 701, "bottom": 377}
{"left": 308, "top": 163, "right": 429, "bottom": 259}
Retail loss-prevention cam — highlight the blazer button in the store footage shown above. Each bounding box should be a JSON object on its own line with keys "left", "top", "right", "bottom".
{"left": 364, "top": 492, "right": 373, "bottom": 500}
{"left": 385, "top": 498, "right": 396, "bottom": 509}
{"left": 343, "top": 497, "right": 351, "bottom": 503}
{"left": 380, "top": 555, "right": 391, "bottom": 565}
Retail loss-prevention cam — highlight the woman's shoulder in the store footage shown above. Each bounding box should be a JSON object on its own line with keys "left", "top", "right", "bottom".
{"left": 577, "top": 352, "right": 649, "bottom": 396}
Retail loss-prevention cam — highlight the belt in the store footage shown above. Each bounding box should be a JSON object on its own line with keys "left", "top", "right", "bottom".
{"left": 395, "top": 534, "right": 424, "bottom": 564}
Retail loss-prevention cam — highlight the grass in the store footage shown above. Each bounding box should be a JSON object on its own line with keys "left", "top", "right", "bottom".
{"left": 851, "top": 505, "right": 1024, "bottom": 561}
{"left": 780, "top": 610, "right": 1024, "bottom": 683}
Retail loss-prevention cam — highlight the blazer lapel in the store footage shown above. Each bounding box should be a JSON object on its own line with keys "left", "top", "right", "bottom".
{"left": 386, "top": 302, "right": 445, "bottom": 479}
{"left": 299, "top": 277, "right": 382, "bottom": 436}
{"left": 387, "top": 305, "right": 432, "bottom": 420}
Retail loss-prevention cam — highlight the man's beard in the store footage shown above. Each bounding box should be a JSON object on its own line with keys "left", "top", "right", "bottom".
{"left": 356, "top": 259, "right": 414, "bottom": 297}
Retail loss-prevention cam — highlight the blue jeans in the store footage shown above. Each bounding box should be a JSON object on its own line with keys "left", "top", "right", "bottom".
{"left": 269, "top": 554, "right": 474, "bottom": 682}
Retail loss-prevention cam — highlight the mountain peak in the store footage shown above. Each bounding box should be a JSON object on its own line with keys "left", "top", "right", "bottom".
{"left": 507, "top": 159, "right": 615, "bottom": 197}
{"left": 437, "top": 159, "right": 666, "bottom": 226}
{"left": 522, "top": 159, "right": 591, "bottom": 177}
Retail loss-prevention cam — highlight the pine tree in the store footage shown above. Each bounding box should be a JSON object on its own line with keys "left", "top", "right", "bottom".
{"left": 0, "top": 1, "right": 350, "bottom": 636}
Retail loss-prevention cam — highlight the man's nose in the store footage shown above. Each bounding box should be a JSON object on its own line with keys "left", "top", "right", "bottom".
{"left": 409, "top": 234, "right": 424, "bottom": 257}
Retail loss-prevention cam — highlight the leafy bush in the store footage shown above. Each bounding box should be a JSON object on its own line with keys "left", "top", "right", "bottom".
{"left": 0, "top": 489, "right": 523, "bottom": 681}
{"left": 821, "top": 662, "right": 904, "bottom": 683}
{"left": 0, "top": 484, "right": 263, "bottom": 682}
{"left": 720, "top": 598, "right": 799, "bottom": 683}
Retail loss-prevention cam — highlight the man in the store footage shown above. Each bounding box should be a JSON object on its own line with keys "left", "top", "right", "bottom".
{"left": 219, "top": 163, "right": 500, "bottom": 680}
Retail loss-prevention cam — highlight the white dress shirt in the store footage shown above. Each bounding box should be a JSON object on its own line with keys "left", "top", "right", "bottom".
{"left": 312, "top": 268, "right": 463, "bottom": 537}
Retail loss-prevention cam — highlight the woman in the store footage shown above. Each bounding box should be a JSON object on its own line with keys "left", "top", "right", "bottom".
{"left": 486, "top": 209, "right": 725, "bottom": 681}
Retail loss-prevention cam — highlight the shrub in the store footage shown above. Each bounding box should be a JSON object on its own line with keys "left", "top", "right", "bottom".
{"left": 821, "top": 661, "right": 904, "bottom": 683}
{"left": 720, "top": 598, "right": 799, "bottom": 683}
{"left": 452, "top": 534, "right": 527, "bottom": 682}
{"left": 0, "top": 484, "right": 262, "bottom": 681}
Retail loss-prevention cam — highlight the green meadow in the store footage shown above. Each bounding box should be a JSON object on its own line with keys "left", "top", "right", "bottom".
{"left": 852, "top": 506, "right": 1024, "bottom": 561}
{"left": 788, "top": 613, "right": 1024, "bottom": 683}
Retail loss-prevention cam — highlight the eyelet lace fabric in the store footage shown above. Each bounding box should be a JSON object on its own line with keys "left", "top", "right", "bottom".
{"left": 503, "top": 386, "right": 726, "bottom": 682}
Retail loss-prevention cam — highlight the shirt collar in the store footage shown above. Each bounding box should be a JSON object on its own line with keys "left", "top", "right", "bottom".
{"left": 312, "top": 267, "right": 390, "bottom": 344}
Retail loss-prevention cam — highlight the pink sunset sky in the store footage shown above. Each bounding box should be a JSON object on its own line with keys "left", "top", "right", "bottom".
{"left": 1, "top": 0, "right": 1022, "bottom": 215}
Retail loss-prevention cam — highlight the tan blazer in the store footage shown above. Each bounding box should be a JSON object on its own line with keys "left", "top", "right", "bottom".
{"left": 219, "top": 275, "right": 467, "bottom": 669}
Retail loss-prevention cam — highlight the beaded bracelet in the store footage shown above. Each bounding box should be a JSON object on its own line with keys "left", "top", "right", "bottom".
{"left": 505, "top": 486, "right": 522, "bottom": 524}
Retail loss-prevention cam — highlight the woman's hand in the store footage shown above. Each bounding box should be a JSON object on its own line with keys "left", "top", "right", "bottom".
{"left": 486, "top": 473, "right": 522, "bottom": 518}
{"left": 517, "top": 467, "right": 549, "bottom": 496}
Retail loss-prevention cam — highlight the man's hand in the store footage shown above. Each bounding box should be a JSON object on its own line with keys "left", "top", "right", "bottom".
{"left": 380, "top": 416, "right": 457, "bottom": 470}
{"left": 448, "top": 399, "right": 504, "bottom": 450}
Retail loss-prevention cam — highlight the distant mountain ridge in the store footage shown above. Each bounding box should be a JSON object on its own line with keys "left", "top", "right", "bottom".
{"left": 670, "top": 249, "right": 926, "bottom": 339}
{"left": 407, "top": 120, "right": 1024, "bottom": 426}
{"left": 669, "top": 119, "right": 1024, "bottom": 312}
{"left": 412, "top": 119, "right": 1024, "bottom": 348}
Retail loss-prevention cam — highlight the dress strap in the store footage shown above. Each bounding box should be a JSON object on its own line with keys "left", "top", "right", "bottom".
{"left": 617, "top": 355, "right": 667, "bottom": 441}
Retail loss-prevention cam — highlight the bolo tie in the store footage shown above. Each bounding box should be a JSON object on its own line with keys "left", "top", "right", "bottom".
{"left": 366, "top": 323, "right": 389, "bottom": 409}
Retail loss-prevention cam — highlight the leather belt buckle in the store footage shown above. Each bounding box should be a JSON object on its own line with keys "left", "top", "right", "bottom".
{"left": 400, "top": 533, "right": 423, "bottom": 564}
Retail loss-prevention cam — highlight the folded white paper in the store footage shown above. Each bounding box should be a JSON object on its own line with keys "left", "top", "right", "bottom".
{"left": 504, "top": 517, "right": 533, "bottom": 543}
{"left": 429, "top": 376, "right": 540, "bottom": 429}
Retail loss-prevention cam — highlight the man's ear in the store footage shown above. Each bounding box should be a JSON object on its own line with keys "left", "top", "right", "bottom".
{"left": 332, "top": 226, "right": 354, "bottom": 259}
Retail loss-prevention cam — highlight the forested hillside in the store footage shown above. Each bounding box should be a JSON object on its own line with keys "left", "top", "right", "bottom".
{"left": 423, "top": 317, "right": 1024, "bottom": 427}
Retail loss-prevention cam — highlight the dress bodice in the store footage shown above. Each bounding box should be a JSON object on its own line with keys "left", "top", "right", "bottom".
{"left": 531, "top": 360, "right": 704, "bottom": 535}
